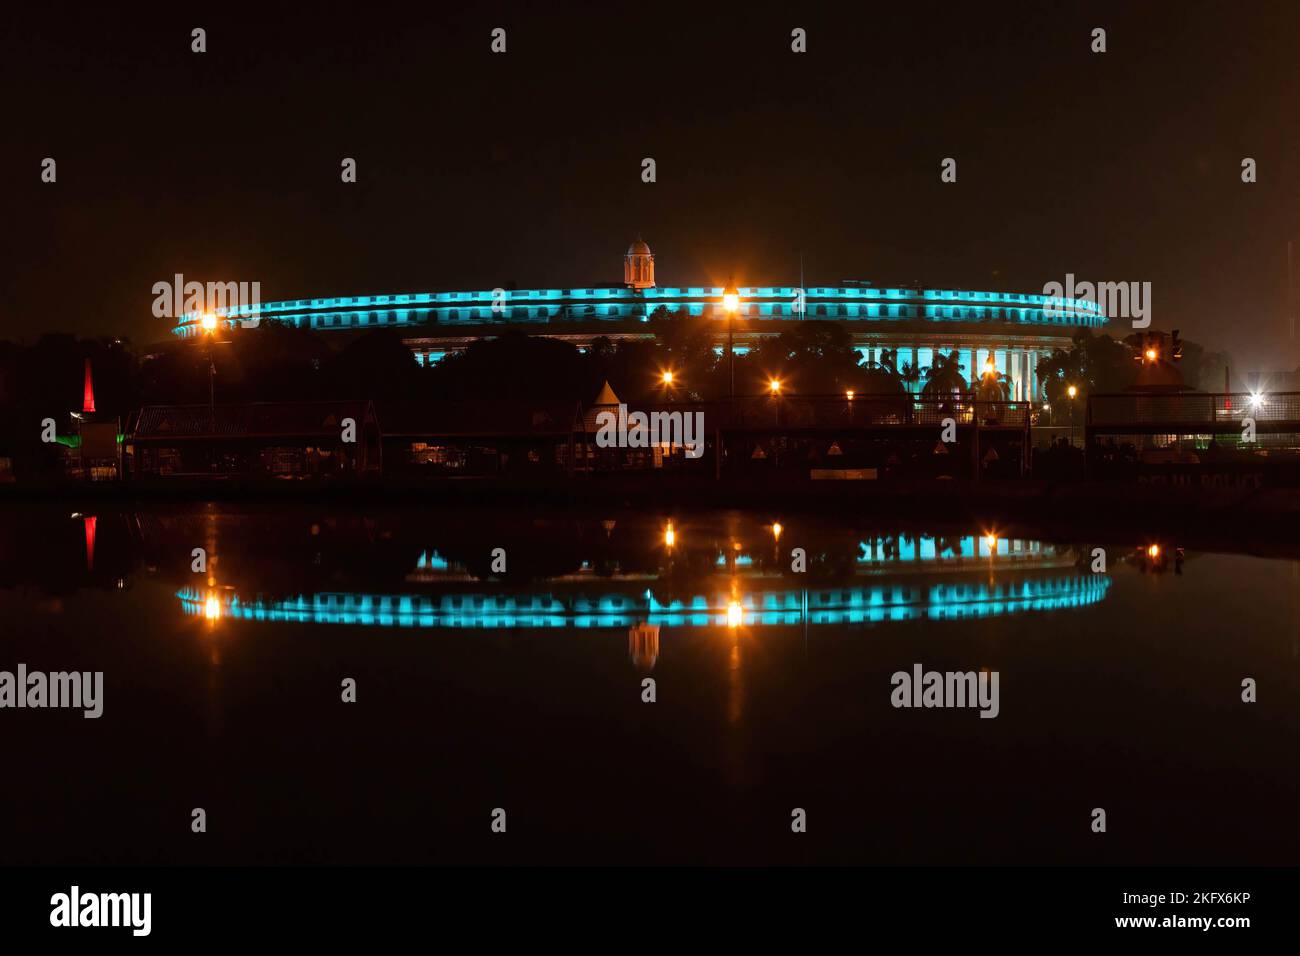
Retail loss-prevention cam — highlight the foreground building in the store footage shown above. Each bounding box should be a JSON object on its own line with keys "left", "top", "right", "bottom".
{"left": 172, "top": 241, "right": 1107, "bottom": 401}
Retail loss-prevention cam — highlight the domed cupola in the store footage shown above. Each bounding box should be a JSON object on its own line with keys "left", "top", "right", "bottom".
{"left": 624, "top": 237, "right": 655, "bottom": 289}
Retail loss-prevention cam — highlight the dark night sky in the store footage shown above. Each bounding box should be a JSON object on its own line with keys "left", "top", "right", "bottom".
{"left": 3, "top": 1, "right": 1298, "bottom": 370}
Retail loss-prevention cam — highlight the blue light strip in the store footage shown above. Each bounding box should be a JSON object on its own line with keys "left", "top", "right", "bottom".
{"left": 172, "top": 285, "right": 1107, "bottom": 337}
{"left": 177, "top": 574, "right": 1110, "bottom": 629}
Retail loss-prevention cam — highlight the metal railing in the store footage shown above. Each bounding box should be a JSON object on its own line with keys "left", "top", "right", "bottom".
{"left": 613, "top": 396, "right": 1033, "bottom": 431}
{"left": 1088, "top": 392, "right": 1300, "bottom": 428}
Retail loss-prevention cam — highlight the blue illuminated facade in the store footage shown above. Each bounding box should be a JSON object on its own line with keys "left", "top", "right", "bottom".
{"left": 172, "top": 243, "right": 1107, "bottom": 401}
{"left": 174, "top": 285, "right": 1105, "bottom": 334}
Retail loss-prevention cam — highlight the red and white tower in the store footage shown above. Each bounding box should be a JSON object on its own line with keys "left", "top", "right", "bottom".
{"left": 82, "top": 358, "right": 96, "bottom": 414}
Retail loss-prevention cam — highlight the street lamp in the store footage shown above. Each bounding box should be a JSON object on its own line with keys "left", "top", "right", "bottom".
{"left": 200, "top": 312, "right": 235, "bottom": 468}
{"left": 1066, "top": 384, "right": 1078, "bottom": 446}
{"left": 201, "top": 313, "right": 220, "bottom": 431}
{"left": 660, "top": 368, "right": 676, "bottom": 405}
{"left": 768, "top": 378, "right": 782, "bottom": 395}
{"left": 722, "top": 281, "right": 740, "bottom": 402}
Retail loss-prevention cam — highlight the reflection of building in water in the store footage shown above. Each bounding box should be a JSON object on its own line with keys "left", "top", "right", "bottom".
{"left": 854, "top": 534, "right": 1073, "bottom": 570}
{"left": 177, "top": 573, "right": 1109, "bottom": 629}
{"left": 411, "top": 536, "right": 1073, "bottom": 584}
{"left": 726, "top": 642, "right": 744, "bottom": 728}
{"left": 628, "top": 622, "right": 660, "bottom": 671}
{"left": 176, "top": 532, "right": 1110, "bottom": 635}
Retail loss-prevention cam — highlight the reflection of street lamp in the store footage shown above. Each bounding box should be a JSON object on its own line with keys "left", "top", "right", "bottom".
{"left": 723, "top": 281, "right": 740, "bottom": 402}
{"left": 726, "top": 600, "right": 743, "bottom": 629}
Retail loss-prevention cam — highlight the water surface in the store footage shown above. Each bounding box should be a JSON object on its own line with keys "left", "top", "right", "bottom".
{"left": 1, "top": 504, "right": 1295, "bottom": 865}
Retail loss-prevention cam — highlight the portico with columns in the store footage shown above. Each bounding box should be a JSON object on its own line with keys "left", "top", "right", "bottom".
{"left": 865, "top": 336, "right": 1060, "bottom": 401}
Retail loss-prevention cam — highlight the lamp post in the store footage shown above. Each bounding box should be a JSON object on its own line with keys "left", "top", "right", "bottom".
{"left": 981, "top": 360, "right": 996, "bottom": 425}
{"left": 769, "top": 376, "right": 782, "bottom": 427}
{"left": 659, "top": 369, "right": 676, "bottom": 461}
{"left": 201, "top": 312, "right": 219, "bottom": 431}
{"left": 722, "top": 281, "right": 740, "bottom": 404}
{"left": 200, "top": 312, "right": 236, "bottom": 470}
{"left": 1067, "top": 384, "right": 1078, "bottom": 446}
{"left": 768, "top": 377, "right": 783, "bottom": 448}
